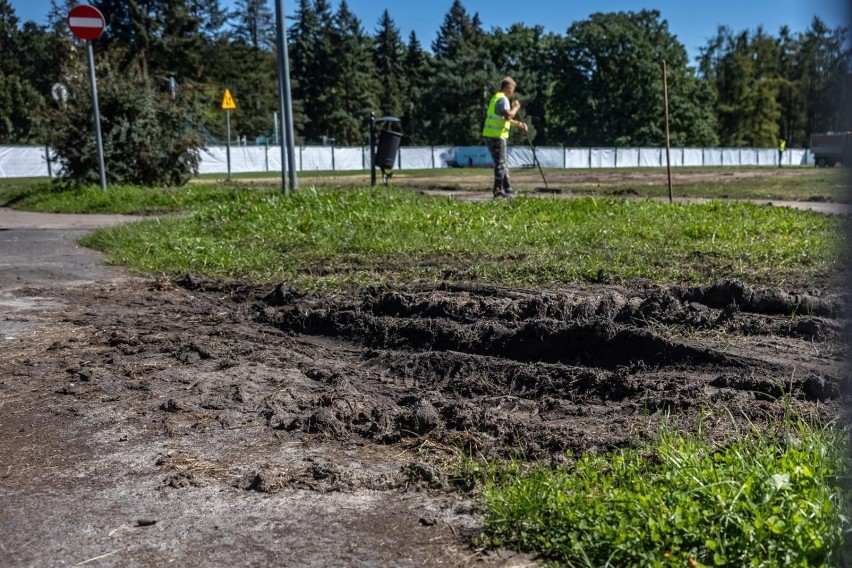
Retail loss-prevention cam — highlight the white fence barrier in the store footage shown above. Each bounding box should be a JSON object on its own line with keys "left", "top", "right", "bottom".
{"left": 0, "top": 144, "right": 814, "bottom": 179}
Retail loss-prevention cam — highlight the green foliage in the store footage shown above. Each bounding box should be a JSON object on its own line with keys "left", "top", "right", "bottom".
{"left": 231, "top": 0, "right": 274, "bottom": 50}
{"left": 699, "top": 19, "right": 849, "bottom": 148}
{"left": 702, "top": 28, "right": 783, "bottom": 147}
{"left": 224, "top": 44, "right": 278, "bottom": 140}
{"left": 68, "top": 186, "right": 844, "bottom": 289}
{"left": 0, "top": 73, "right": 45, "bottom": 144}
{"left": 17, "top": 20, "right": 73, "bottom": 99}
{"left": 553, "top": 10, "right": 718, "bottom": 147}
{"left": 47, "top": 48, "right": 204, "bottom": 187}
{"left": 478, "top": 420, "right": 849, "bottom": 567}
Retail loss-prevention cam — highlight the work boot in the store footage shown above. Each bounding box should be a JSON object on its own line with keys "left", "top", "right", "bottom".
{"left": 494, "top": 188, "right": 517, "bottom": 199}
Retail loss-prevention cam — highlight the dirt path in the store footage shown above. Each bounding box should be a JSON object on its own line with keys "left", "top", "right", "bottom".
{"left": 412, "top": 188, "right": 852, "bottom": 215}
{"left": 0, "top": 202, "right": 846, "bottom": 566}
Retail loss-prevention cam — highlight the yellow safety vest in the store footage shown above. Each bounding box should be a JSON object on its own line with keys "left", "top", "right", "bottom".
{"left": 779, "top": 139, "right": 786, "bottom": 152}
{"left": 482, "top": 92, "right": 511, "bottom": 139}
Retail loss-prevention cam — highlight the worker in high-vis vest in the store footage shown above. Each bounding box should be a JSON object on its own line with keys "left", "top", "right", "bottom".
{"left": 482, "top": 76, "right": 527, "bottom": 198}
{"left": 778, "top": 138, "right": 786, "bottom": 168}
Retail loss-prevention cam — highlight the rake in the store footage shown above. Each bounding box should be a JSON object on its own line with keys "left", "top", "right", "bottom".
{"left": 520, "top": 115, "right": 561, "bottom": 195}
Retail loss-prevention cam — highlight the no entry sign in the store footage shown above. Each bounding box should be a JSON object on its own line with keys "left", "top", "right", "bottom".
{"left": 68, "top": 5, "right": 105, "bottom": 40}
{"left": 68, "top": 4, "right": 108, "bottom": 189}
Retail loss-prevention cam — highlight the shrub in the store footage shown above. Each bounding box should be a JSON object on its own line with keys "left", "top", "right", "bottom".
{"left": 46, "top": 47, "right": 204, "bottom": 187}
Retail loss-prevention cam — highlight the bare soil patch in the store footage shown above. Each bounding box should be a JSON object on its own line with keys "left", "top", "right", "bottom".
{"left": 1, "top": 269, "right": 846, "bottom": 565}
{"left": 396, "top": 167, "right": 812, "bottom": 190}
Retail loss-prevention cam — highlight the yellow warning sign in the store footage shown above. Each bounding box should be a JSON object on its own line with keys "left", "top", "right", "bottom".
{"left": 221, "top": 89, "right": 236, "bottom": 110}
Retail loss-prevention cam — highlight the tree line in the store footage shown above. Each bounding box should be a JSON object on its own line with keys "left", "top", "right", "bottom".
{"left": 1, "top": 0, "right": 849, "bottom": 151}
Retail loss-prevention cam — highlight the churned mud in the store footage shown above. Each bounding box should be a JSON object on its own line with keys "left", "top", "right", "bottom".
{"left": 0, "top": 274, "right": 847, "bottom": 565}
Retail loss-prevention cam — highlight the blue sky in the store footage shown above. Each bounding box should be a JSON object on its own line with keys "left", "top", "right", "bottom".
{"left": 10, "top": 0, "right": 851, "bottom": 62}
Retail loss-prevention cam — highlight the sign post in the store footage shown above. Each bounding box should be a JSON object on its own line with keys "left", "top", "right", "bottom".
{"left": 221, "top": 89, "right": 236, "bottom": 181}
{"left": 68, "top": 5, "right": 107, "bottom": 190}
{"left": 274, "top": 0, "right": 298, "bottom": 193}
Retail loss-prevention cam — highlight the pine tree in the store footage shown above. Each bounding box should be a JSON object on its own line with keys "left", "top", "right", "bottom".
{"left": 797, "top": 17, "right": 849, "bottom": 135}
{"left": 401, "top": 31, "right": 433, "bottom": 144}
{"left": 427, "top": 0, "right": 497, "bottom": 144}
{"left": 704, "top": 28, "right": 780, "bottom": 146}
{"left": 191, "top": 0, "right": 229, "bottom": 41}
{"left": 0, "top": 0, "right": 21, "bottom": 76}
{"left": 91, "top": 0, "right": 208, "bottom": 81}
{"left": 232, "top": 0, "right": 274, "bottom": 50}
{"left": 288, "top": 0, "right": 334, "bottom": 142}
{"left": 324, "top": 0, "right": 379, "bottom": 145}
{"left": 227, "top": 0, "right": 277, "bottom": 140}
{"left": 373, "top": 9, "right": 404, "bottom": 120}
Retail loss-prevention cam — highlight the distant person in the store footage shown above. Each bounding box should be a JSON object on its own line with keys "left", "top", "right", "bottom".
{"left": 778, "top": 138, "right": 786, "bottom": 168}
{"left": 482, "top": 76, "right": 527, "bottom": 198}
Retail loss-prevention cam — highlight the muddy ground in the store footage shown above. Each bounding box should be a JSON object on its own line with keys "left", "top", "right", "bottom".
{"left": 0, "top": 195, "right": 849, "bottom": 566}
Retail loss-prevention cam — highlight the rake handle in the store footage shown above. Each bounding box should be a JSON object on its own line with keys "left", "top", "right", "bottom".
{"left": 519, "top": 114, "right": 548, "bottom": 191}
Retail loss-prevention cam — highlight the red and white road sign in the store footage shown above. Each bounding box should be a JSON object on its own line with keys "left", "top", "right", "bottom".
{"left": 67, "top": 5, "right": 105, "bottom": 41}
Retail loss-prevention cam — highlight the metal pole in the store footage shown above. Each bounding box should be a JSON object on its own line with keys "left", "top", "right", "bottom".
{"left": 87, "top": 40, "right": 106, "bottom": 190}
{"left": 370, "top": 113, "right": 376, "bottom": 186}
{"left": 226, "top": 109, "right": 232, "bottom": 181}
{"left": 274, "top": 0, "right": 298, "bottom": 193}
{"left": 662, "top": 60, "right": 673, "bottom": 203}
{"left": 273, "top": 111, "right": 279, "bottom": 145}
{"left": 45, "top": 143, "right": 52, "bottom": 178}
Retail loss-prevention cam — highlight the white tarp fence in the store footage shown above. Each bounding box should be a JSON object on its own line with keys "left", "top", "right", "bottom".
{"left": 0, "top": 144, "right": 813, "bottom": 178}
{"left": 0, "top": 145, "right": 52, "bottom": 178}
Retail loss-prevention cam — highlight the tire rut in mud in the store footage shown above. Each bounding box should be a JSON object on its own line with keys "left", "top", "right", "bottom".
{"left": 245, "top": 278, "right": 846, "bottom": 459}
{"left": 26, "top": 276, "right": 845, "bottom": 487}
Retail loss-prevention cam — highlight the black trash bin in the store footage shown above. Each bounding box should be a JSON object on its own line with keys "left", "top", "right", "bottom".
{"left": 376, "top": 129, "right": 402, "bottom": 170}
{"left": 371, "top": 116, "right": 402, "bottom": 185}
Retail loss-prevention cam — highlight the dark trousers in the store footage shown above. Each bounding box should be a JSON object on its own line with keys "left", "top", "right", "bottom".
{"left": 486, "top": 137, "right": 510, "bottom": 193}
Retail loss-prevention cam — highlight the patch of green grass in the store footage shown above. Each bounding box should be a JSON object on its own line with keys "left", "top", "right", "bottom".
{"left": 0, "top": 181, "right": 239, "bottom": 214}
{"left": 473, "top": 418, "right": 849, "bottom": 567}
{"left": 78, "top": 186, "right": 844, "bottom": 289}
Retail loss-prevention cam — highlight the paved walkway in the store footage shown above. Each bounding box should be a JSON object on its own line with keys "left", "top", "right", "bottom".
{"left": 0, "top": 208, "right": 140, "bottom": 339}
{"left": 0, "top": 208, "right": 146, "bottom": 230}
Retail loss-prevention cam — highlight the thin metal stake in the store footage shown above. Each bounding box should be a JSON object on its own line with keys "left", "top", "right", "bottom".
{"left": 662, "top": 60, "right": 673, "bottom": 203}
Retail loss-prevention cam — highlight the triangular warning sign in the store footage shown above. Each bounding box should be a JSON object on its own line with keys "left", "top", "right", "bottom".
{"left": 221, "top": 89, "right": 236, "bottom": 110}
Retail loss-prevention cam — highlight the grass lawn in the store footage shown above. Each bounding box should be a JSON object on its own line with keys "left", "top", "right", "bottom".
{"left": 49, "top": 185, "right": 843, "bottom": 290}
